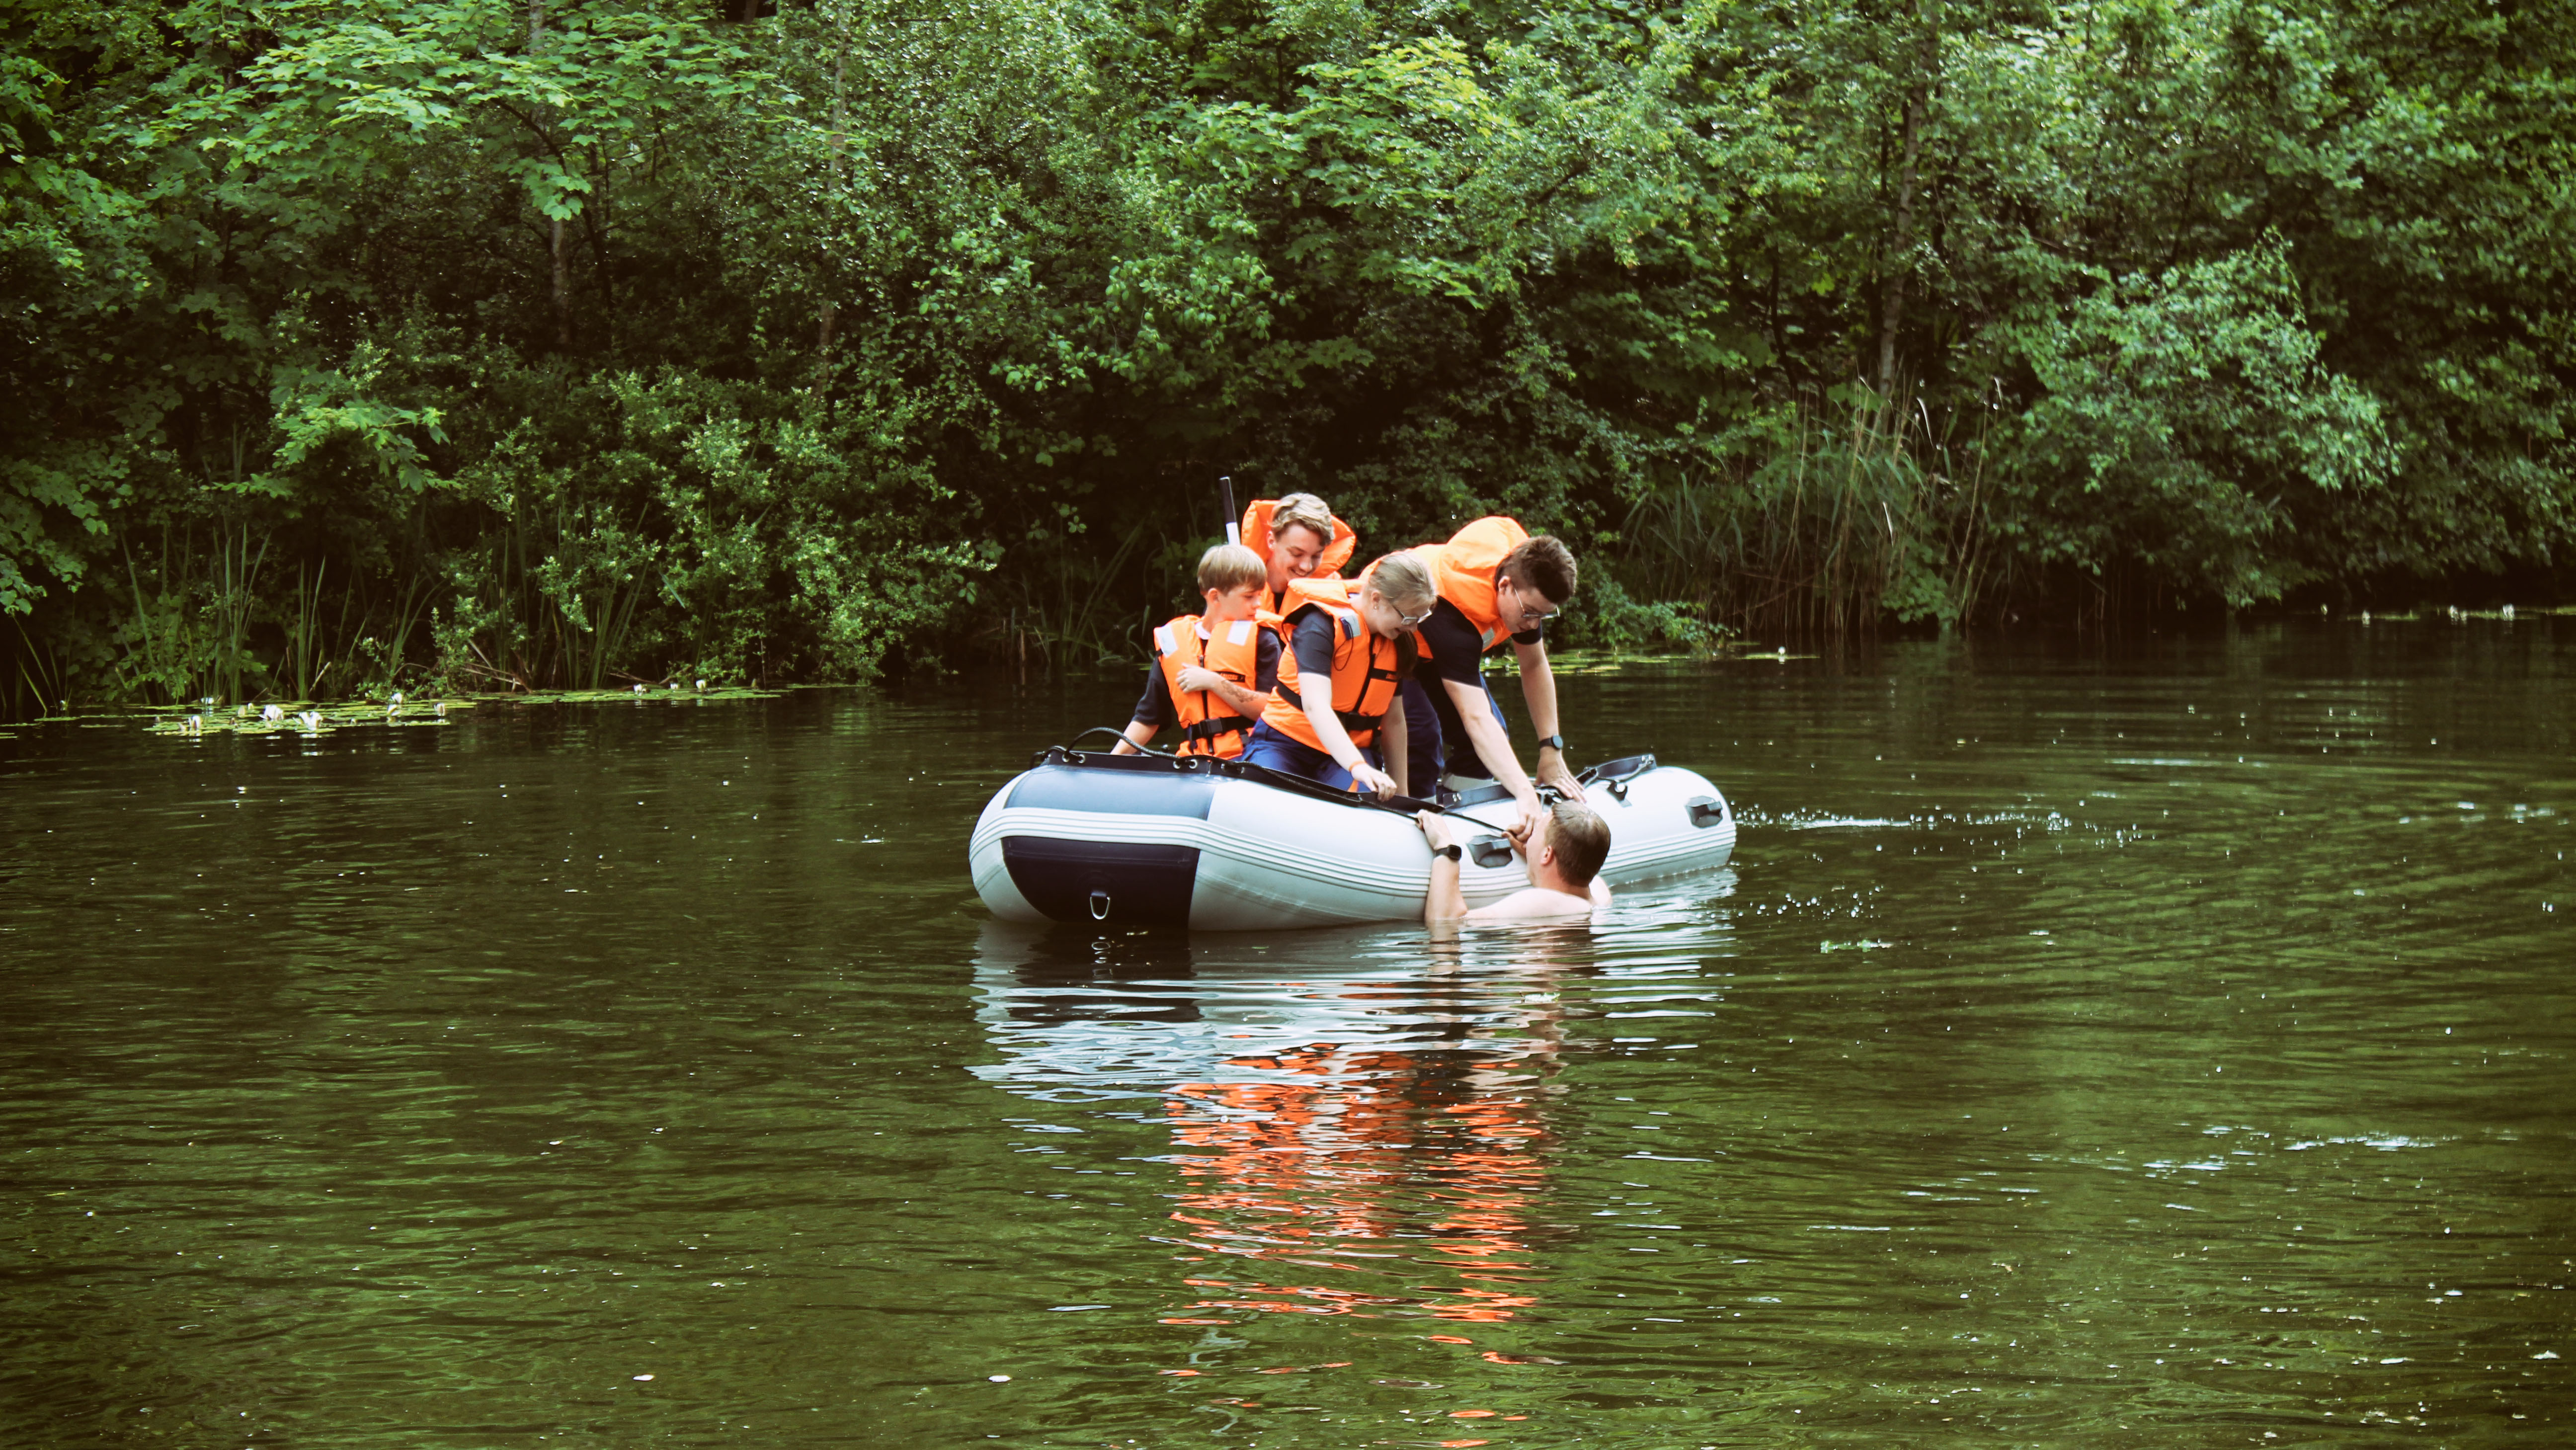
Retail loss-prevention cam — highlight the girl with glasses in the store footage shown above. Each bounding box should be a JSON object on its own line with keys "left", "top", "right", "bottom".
{"left": 1238, "top": 554, "right": 1438, "bottom": 795}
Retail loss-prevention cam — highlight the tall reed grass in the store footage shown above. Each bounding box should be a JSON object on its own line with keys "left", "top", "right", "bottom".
{"left": 1614, "top": 387, "right": 1998, "bottom": 636}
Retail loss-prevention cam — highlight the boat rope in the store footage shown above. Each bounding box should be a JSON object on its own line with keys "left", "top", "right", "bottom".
{"left": 1055, "top": 726, "right": 1523, "bottom": 830}
{"left": 1068, "top": 725, "right": 1179, "bottom": 758}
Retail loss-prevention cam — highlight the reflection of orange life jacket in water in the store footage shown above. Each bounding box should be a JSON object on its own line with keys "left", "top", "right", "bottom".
{"left": 1241, "top": 498, "right": 1359, "bottom": 621}
{"left": 1405, "top": 515, "right": 1530, "bottom": 671}
{"left": 1154, "top": 614, "right": 1270, "bottom": 758}
{"left": 1162, "top": 1041, "right": 1551, "bottom": 1324}
{"left": 1259, "top": 576, "right": 1405, "bottom": 753}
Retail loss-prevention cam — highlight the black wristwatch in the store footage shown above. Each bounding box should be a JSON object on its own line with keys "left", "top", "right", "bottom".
{"left": 1432, "top": 844, "right": 1463, "bottom": 862}
{"left": 1535, "top": 733, "right": 1566, "bottom": 752}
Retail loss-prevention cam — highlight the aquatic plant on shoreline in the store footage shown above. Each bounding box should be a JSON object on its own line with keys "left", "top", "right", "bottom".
{"left": 49, "top": 681, "right": 789, "bottom": 740}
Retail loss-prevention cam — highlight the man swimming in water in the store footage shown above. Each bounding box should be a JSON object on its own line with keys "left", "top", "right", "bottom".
{"left": 1416, "top": 801, "right": 1611, "bottom": 923}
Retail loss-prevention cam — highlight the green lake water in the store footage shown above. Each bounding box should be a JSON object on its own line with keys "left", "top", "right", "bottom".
{"left": 3, "top": 618, "right": 2571, "bottom": 1447}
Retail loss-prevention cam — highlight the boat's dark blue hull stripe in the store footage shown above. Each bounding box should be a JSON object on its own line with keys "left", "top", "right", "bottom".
{"left": 1001, "top": 838, "right": 1201, "bottom": 925}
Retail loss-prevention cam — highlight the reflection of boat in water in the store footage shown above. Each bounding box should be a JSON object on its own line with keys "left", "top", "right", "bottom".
{"left": 970, "top": 749, "right": 1736, "bottom": 929}
{"left": 971, "top": 923, "right": 1581, "bottom": 1104}
{"left": 971, "top": 925, "right": 1584, "bottom": 1325}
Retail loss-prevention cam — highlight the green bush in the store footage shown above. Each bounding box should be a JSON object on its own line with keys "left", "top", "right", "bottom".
{"left": 3, "top": 0, "right": 2570, "bottom": 716}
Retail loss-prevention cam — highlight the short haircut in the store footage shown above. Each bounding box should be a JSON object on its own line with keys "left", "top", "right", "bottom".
{"left": 1197, "top": 543, "right": 1268, "bottom": 595}
{"left": 1546, "top": 801, "right": 1611, "bottom": 887}
{"left": 1362, "top": 552, "right": 1437, "bottom": 614}
{"left": 1269, "top": 492, "right": 1336, "bottom": 548}
{"left": 1501, "top": 535, "right": 1577, "bottom": 606}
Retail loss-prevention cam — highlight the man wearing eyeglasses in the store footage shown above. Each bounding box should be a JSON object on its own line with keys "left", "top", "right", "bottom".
{"left": 1406, "top": 517, "right": 1586, "bottom": 830}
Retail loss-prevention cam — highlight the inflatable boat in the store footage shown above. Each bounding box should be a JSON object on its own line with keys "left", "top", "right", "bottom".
{"left": 969, "top": 746, "right": 1735, "bottom": 930}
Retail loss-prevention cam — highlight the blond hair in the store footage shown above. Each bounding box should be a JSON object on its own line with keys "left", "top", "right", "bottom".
{"left": 1196, "top": 542, "right": 1268, "bottom": 595}
{"left": 1268, "top": 492, "right": 1336, "bottom": 548}
{"left": 1547, "top": 802, "right": 1611, "bottom": 886}
{"left": 1362, "top": 551, "right": 1437, "bottom": 615}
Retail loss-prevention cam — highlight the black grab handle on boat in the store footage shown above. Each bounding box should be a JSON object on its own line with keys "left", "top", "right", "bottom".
{"left": 1050, "top": 725, "right": 1179, "bottom": 762}
{"left": 1575, "top": 753, "right": 1656, "bottom": 798}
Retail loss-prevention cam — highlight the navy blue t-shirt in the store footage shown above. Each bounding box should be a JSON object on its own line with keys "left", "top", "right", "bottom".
{"left": 1283, "top": 605, "right": 1415, "bottom": 695}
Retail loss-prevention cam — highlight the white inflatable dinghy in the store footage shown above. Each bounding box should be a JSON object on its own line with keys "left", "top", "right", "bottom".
{"left": 969, "top": 747, "right": 1735, "bottom": 929}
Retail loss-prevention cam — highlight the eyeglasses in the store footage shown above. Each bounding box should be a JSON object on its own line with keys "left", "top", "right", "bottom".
{"left": 1505, "top": 580, "right": 1562, "bottom": 624}
{"left": 1367, "top": 594, "right": 1434, "bottom": 629}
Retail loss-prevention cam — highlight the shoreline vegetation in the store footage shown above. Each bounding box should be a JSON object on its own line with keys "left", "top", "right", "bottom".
{"left": 16, "top": 608, "right": 2568, "bottom": 750}
{"left": 5, "top": 0, "right": 2570, "bottom": 720}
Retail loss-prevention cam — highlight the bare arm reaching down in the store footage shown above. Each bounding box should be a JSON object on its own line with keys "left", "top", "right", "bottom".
{"left": 1379, "top": 692, "right": 1407, "bottom": 799}
{"left": 1511, "top": 635, "right": 1585, "bottom": 802}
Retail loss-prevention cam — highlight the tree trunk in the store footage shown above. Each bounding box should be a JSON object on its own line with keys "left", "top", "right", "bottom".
{"left": 1876, "top": 1, "right": 1940, "bottom": 403}
{"left": 553, "top": 216, "right": 571, "bottom": 349}
{"left": 820, "top": 37, "right": 847, "bottom": 350}
{"left": 531, "top": 0, "right": 569, "bottom": 349}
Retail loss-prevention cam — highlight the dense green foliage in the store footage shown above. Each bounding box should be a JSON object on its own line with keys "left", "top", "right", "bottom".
{"left": 5, "top": 0, "right": 2570, "bottom": 708}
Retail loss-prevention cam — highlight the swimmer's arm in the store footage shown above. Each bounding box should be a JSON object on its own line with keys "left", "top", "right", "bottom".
{"left": 1419, "top": 812, "right": 1470, "bottom": 923}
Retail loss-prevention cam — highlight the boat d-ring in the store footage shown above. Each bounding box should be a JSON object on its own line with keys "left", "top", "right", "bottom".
{"left": 1088, "top": 889, "right": 1112, "bottom": 921}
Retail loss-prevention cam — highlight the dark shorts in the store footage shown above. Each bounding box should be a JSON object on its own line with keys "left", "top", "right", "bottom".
{"left": 1398, "top": 676, "right": 1443, "bottom": 798}
{"left": 1241, "top": 722, "right": 1383, "bottom": 793}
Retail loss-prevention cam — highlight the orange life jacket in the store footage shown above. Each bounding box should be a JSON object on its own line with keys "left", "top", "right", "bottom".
{"left": 1243, "top": 498, "right": 1359, "bottom": 623}
{"left": 1406, "top": 515, "right": 1530, "bottom": 669}
{"left": 1153, "top": 613, "right": 1269, "bottom": 759}
{"left": 1257, "top": 577, "right": 1332, "bottom": 624}
{"left": 1259, "top": 575, "right": 1406, "bottom": 754}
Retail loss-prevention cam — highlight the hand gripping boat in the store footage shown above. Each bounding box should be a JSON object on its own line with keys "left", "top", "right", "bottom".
{"left": 969, "top": 746, "right": 1735, "bottom": 930}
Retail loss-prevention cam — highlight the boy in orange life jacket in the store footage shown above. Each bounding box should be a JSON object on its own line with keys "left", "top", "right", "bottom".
{"left": 1238, "top": 553, "right": 1438, "bottom": 795}
{"left": 1112, "top": 544, "right": 1281, "bottom": 760}
{"left": 1241, "top": 492, "right": 1357, "bottom": 619}
{"left": 1408, "top": 519, "right": 1585, "bottom": 829}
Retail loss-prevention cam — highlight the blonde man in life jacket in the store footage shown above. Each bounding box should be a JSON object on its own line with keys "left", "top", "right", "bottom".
{"left": 1240, "top": 492, "right": 1358, "bottom": 620}
{"left": 1112, "top": 544, "right": 1281, "bottom": 760}
{"left": 1238, "top": 553, "right": 1439, "bottom": 796}
{"left": 1407, "top": 518, "right": 1586, "bottom": 829}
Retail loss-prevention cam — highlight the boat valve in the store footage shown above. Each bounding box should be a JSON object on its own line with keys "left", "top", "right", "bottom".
{"left": 1088, "top": 890, "right": 1112, "bottom": 921}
